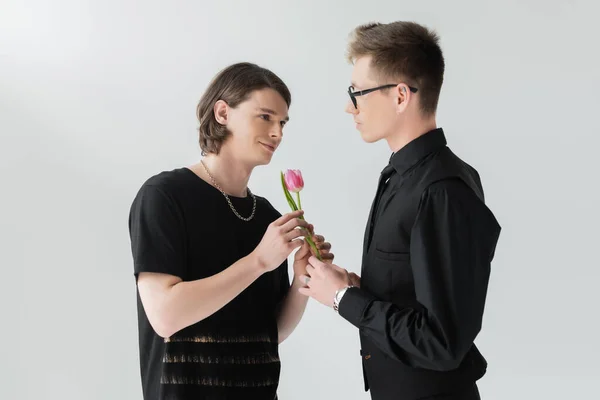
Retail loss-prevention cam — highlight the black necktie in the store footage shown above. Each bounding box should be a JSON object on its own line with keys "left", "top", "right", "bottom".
{"left": 380, "top": 163, "right": 395, "bottom": 185}
{"left": 373, "top": 163, "right": 395, "bottom": 217}
{"left": 365, "top": 163, "right": 396, "bottom": 249}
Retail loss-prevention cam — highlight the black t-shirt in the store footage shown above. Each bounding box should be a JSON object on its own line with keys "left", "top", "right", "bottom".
{"left": 128, "top": 167, "right": 290, "bottom": 400}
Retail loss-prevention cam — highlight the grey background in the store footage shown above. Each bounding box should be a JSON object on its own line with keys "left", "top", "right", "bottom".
{"left": 2, "top": 0, "right": 599, "bottom": 399}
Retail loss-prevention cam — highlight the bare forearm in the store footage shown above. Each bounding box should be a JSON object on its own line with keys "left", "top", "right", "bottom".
{"left": 149, "top": 254, "right": 264, "bottom": 337}
{"left": 277, "top": 277, "right": 309, "bottom": 343}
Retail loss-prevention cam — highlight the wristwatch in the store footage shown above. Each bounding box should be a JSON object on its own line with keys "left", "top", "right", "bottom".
{"left": 333, "top": 285, "right": 354, "bottom": 313}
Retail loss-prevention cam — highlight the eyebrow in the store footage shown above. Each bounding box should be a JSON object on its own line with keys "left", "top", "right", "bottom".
{"left": 257, "top": 107, "right": 289, "bottom": 122}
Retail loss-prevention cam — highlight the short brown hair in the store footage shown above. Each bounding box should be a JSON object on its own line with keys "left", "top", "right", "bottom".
{"left": 347, "top": 21, "right": 445, "bottom": 115}
{"left": 196, "top": 62, "right": 291, "bottom": 155}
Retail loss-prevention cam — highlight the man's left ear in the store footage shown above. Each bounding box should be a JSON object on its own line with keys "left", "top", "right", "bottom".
{"left": 214, "top": 99, "right": 229, "bottom": 125}
{"left": 395, "top": 84, "right": 409, "bottom": 113}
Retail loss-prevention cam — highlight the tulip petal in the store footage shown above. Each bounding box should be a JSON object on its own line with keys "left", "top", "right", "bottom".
{"left": 281, "top": 171, "right": 298, "bottom": 211}
{"left": 284, "top": 169, "right": 304, "bottom": 193}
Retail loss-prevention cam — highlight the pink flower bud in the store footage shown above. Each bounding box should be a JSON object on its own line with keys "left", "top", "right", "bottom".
{"left": 283, "top": 169, "right": 304, "bottom": 193}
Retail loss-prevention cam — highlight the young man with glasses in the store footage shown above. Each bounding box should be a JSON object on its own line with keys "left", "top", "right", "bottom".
{"left": 299, "top": 21, "right": 502, "bottom": 400}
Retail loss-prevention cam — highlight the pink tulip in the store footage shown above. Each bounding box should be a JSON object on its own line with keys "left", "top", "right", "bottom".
{"left": 284, "top": 169, "right": 304, "bottom": 193}
{"left": 280, "top": 168, "right": 321, "bottom": 260}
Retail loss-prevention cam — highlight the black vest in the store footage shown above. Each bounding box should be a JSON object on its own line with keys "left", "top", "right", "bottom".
{"left": 359, "top": 144, "right": 490, "bottom": 400}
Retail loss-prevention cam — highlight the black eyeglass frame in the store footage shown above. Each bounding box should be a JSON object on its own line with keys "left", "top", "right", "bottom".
{"left": 348, "top": 84, "right": 418, "bottom": 108}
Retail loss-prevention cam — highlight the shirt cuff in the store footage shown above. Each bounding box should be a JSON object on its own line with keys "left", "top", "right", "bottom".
{"left": 338, "top": 287, "right": 377, "bottom": 328}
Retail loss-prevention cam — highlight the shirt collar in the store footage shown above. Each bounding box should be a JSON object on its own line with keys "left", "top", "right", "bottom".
{"left": 388, "top": 127, "right": 447, "bottom": 176}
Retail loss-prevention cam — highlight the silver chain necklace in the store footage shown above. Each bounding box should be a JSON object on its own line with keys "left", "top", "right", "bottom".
{"left": 200, "top": 160, "right": 256, "bottom": 222}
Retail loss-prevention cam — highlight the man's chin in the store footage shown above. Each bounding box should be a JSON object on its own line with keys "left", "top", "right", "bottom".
{"left": 255, "top": 153, "right": 274, "bottom": 166}
{"left": 360, "top": 130, "right": 379, "bottom": 144}
{"left": 250, "top": 145, "right": 275, "bottom": 166}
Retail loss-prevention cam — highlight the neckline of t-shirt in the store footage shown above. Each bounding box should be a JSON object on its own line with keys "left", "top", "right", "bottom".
{"left": 181, "top": 167, "right": 253, "bottom": 202}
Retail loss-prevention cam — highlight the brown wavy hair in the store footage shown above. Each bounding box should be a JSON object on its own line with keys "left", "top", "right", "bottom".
{"left": 196, "top": 62, "right": 291, "bottom": 155}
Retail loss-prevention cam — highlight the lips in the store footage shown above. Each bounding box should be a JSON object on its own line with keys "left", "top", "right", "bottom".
{"left": 260, "top": 142, "right": 276, "bottom": 152}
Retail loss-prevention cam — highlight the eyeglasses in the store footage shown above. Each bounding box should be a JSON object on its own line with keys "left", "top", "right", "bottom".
{"left": 348, "top": 84, "right": 418, "bottom": 109}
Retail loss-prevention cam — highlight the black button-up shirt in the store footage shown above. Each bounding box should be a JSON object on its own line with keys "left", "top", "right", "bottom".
{"left": 338, "top": 128, "right": 501, "bottom": 399}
